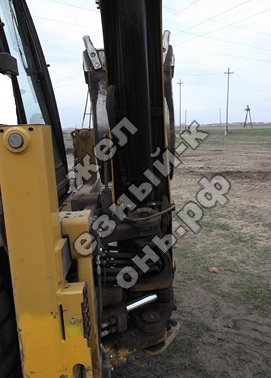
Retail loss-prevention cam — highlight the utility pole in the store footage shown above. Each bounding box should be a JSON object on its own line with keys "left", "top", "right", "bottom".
{"left": 185, "top": 109, "right": 187, "bottom": 130}
{"left": 219, "top": 107, "right": 221, "bottom": 129}
{"left": 224, "top": 68, "right": 234, "bottom": 135}
{"left": 177, "top": 79, "right": 183, "bottom": 132}
{"left": 244, "top": 105, "right": 252, "bottom": 128}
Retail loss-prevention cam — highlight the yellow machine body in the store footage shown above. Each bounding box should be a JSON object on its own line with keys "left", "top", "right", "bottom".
{"left": 0, "top": 125, "right": 97, "bottom": 377}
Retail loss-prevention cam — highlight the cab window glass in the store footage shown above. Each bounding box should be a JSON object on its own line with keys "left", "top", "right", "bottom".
{"left": 0, "top": 0, "right": 44, "bottom": 124}
{"left": 0, "top": 75, "right": 17, "bottom": 124}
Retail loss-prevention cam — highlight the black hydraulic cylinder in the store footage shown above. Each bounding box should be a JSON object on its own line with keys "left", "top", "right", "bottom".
{"left": 100, "top": 0, "right": 170, "bottom": 204}
{"left": 100, "top": 0, "right": 154, "bottom": 197}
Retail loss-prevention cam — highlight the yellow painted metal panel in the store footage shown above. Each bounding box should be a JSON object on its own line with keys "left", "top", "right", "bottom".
{"left": 60, "top": 211, "right": 102, "bottom": 378}
{"left": 0, "top": 125, "right": 93, "bottom": 377}
{"left": 73, "top": 129, "right": 97, "bottom": 184}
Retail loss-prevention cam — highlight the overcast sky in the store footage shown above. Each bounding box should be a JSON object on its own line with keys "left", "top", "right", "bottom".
{"left": 25, "top": 0, "right": 271, "bottom": 127}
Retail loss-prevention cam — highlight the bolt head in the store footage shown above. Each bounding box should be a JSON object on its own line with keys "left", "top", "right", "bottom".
{"left": 80, "top": 131, "right": 88, "bottom": 140}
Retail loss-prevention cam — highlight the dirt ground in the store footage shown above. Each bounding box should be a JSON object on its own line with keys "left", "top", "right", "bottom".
{"left": 64, "top": 126, "right": 271, "bottom": 377}
{"left": 112, "top": 127, "right": 271, "bottom": 378}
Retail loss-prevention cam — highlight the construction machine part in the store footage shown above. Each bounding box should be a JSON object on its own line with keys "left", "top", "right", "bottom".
{"left": 83, "top": 28, "right": 175, "bottom": 184}
{"left": 0, "top": 125, "right": 95, "bottom": 377}
{"left": 71, "top": 128, "right": 98, "bottom": 186}
{"left": 83, "top": 36, "right": 108, "bottom": 143}
{"left": 99, "top": 0, "right": 172, "bottom": 201}
{"left": 144, "top": 318, "right": 180, "bottom": 356}
{"left": 83, "top": 35, "right": 111, "bottom": 184}
{"left": 0, "top": 251, "right": 22, "bottom": 378}
{"left": 0, "top": 282, "right": 20, "bottom": 378}
{"left": 0, "top": 0, "right": 178, "bottom": 376}
{"left": 0, "top": 52, "right": 18, "bottom": 76}
{"left": 163, "top": 30, "right": 175, "bottom": 178}
{"left": 60, "top": 210, "right": 103, "bottom": 377}
{"left": 87, "top": 1, "right": 178, "bottom": 363}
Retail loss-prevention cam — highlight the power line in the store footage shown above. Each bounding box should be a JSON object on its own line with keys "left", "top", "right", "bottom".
{"left": 235, "top": 74, "right": 271, "bottom": 97}
{"left": 174, "top": 30, "right": 271, "bottom": 53}
{"left": 173, "top": 44, "right": 271, "bottom": 64}
{"left": 163, "top": 6, "right": 179, "bottom": 12}
{"left": 51, "top": 70, "right": 82, "bottom": 77}
{"left": 232, "top": 75, "right": 271, "bottom": 100}
{"left": 163, "top": 0, "right": 200, "bottom": 22}
{"left": 181, "top": 7, "right": 271, "bottom": 37}
{"left": 184, "top": 80, "right": 241, "bottom": 110}
{"left": 33, "top": 15, "right": 101, "bottom": 31}
{"left": 187, "top": 85, "right": 241, "bottom": 110}
{"left": 172, "top": 0, "right": 251, "bottom": 36}
{"left": 175, "top": 72, "right": 221, "bottom": 76}
{"left": 53, "top": 74, "right": 82, "bottom": 83}
{"left": 173, "top": 7, "right": 271, "bottom": 46}
{"left": 184, "top": 84, "right": 223, "bottom": 107}
{"left": 54, "top": 81, "right": 85, "bottom": 89}
{"left": 48, "top": 0, "right": 99, "bottom": 12}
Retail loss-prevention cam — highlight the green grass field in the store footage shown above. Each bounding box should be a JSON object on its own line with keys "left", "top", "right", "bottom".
{"left": 177, "top": 127, "right": 271, "bottom": 146}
